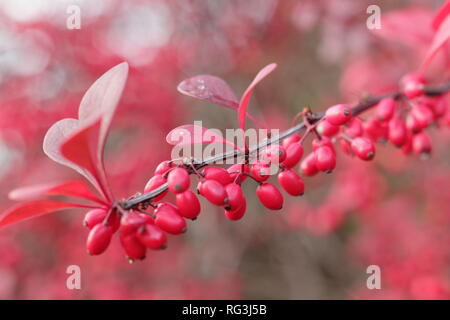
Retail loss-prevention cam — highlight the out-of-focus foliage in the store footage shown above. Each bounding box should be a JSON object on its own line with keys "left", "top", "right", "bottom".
{"left": 0, "top": 0, "right": 450, "bottom": 299}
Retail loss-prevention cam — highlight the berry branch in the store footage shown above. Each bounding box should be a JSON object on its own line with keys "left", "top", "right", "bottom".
{"left": 121, "top": 81, "right": 450, "bottom": 211}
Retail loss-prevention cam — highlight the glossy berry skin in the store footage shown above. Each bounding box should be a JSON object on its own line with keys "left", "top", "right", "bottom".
{"left": 144, "top": 174, "right": 168, "bottom": 201}
{"left": 282, "top": 143, "right": 304, "bottom": 169}
{"left": 224, "top": 183, "right": 244, "bottom": 211}
{"left": 120, "top": 211, "right": 148, "bottom": 235}
{"left": 137, "top": 224, "right": 167, "bottom": 250}
{"left": 224, "top": 197, "right": 247, "bottom": 221}
{"left": 406, "top": 114, "right": 423, "bottom": 133}
{"left": 84, "top": 208, "right": 107, "bottom": 229}
{"left": 167, "top": 167, "right": 190, "bottom": 194}
{"left": 412, "top": 132, "right": 432, "bottom": 157}
{"left": 199, "top": 179, "right": 227, "bottom": 205}
{"left": 282, "top": 134, "right": 301, "bottom": 148}
{"left": 250, "top": 161, "right": 271, "bottom": 182}
{"left": 263, "top": 144, "right": 287, "bottom": 163}
{"left": 227, "top": 164, "right": 249, "bottom": 184}
{"left": 325, "top": 104, "right": 352, "bottom": 126}
{"left": 154, "top": 160, "right": 173, "bottom": 175}
{"left": 120, "top": 233, "right": 146, "bottom": 260}
{"left": 344, "top": 118, "right": 363, "bottom": 138}
{"left": 411, "top": 104, "right": 434, "bottom": 129}
{"left": 317, "top": 120, "right": 339, "bottom": 137}
{"left": 351, "top": 137, "right": 376, "bottom": 161}
{"left": 314, "top": 146, "right": 336, "bottom": 173}
{"left": 376, "top": 98, "right": 395, "bottom": 121}
{"left": 388, "top": 118, "right": 407, "bottom": 147}
{"left": 312, "top": 137, "right": 335, "bottom": 154}
{"left": 300, "top": 152, "right": 318, "bottom": 176}
{"left": 401, "top": 73, "right": 426, "bottom": 99}
{"left": 202, "top": 167, "right": 232, "bottom": 185}
{"left": 86, "top": 224, "right": 113, "bottom": 255}
{"left": 256, "top": 183, "right": 283, "bottom": 210}
{"left": 277, "top": 169, "right": 304, "bottom": 196}
{"left": 154, "top": 203, "right": 186, "bottom": 235}
{"left": 364, "top": 118, "right": 388, "bottom": 142}
{"left": 176, "top": 190, "right": 201, "bottom": 220}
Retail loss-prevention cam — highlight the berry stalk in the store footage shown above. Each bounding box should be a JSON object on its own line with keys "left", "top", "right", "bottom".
{"left": 121, "top": 81, "right": 450, "bottom": 210}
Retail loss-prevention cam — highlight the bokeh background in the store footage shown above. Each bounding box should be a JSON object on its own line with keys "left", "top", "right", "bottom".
{"left": 0, "top": 0, "right": 450, "bottom": 299}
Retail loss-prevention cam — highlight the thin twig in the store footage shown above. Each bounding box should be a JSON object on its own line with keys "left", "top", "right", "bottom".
{"left": 121, "top": 83, "right": 450, "bottom": 210}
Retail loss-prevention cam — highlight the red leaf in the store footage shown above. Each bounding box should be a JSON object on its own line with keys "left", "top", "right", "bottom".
{"left": 420, "top": 14, "right": 450, "bottom": 72}
{"left": 238, "top": 63, "right": 277, "bottom": 142}
{"left": 8, "top": 180, "right": 106, "bottom": 205}
{"left": 432, "top": 0, "right": 450, "bottom": 31}
{"left": 43, "top": 119, "right": 108, "bottom": 199}
{"left": 78, "top": 62, "right": 128, "bottom": 162}
{"left": 0, "top": 200, "right": 94, "bottom": 228}
{"left": 178, "top": 75, "right": 264, "bottom": 127}
{"left": 166, "top": 124, "right": 239, "bottom": 150}
{"left": 43, "top": 62, "right": 128, "bottom": 201}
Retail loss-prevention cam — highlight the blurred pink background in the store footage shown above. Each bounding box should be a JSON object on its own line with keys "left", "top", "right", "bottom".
{"left": 0, "top": 0, "right": 449, "bottom": 299}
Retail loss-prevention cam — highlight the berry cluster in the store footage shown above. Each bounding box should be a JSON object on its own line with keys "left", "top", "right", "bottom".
{"left": 83, "top": 73, "right": 447, "bottom": 261}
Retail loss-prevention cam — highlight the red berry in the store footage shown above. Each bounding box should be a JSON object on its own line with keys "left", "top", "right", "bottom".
{"left": 339, "top": 138, "right": 352, "bottom": 155}
{"left": 406, "top": 113, "right": 423, "bottom": 133}
{"left": 256, "top": 183, "right": 283, "bottom": 210}
{"left": 227, "top": 164, "right": 249, "bottom": 184}
{"left": 263, "top": 144, "right": 287, "bottom": 163}
{"left": 300, "top": 152, "right": 318, "bottom": 176}
{"left": 364, "top": 118, "right": 388, "bottom": 142}
{"left": 317, "top": 120, "right": 339, "bottom": 137}
{"left": 137, "top": 224, "right": 167, "bottom": 250}
{"left": 351, "top": 137, "right": 376, "bottom": 161}
{"left": 154, "top": 203, "right": 186, "bottom": 235}
{"left": 120, "top": 233, "right": 146, "bottom": 260}
{"left": 344, "top": 118, "right": 363, "bottom": 138}
{"left": 144, "top": 175, "right": 168, "bottom": 201}
{"left": 282, "top": 143, "right": 304, "bottom": 169}
{"left": 325, "top": 104, "right": 352, "bottom": 126}
{"left": 167, "top": 167, "right": 190, "bottom": 194}
{"left": 312, "top": 137, "right": 335, "bottom": 154}
{"left": 411, "top": 104, "right": 434, "bottom": 129}
{"left": 412, "top": 132, "right": 432, "bottom": 158}
{"left": 86, "top": 224, "right": 113, "bottom": 255}
{"left": 401, "top": 73, "right": 426, "bottom": 99}
{"left": 282, "top": 134, "right": 301, "bottom": 148}
{"left": 277, "top": 169, "right": 304, "bottom": 196}
{"left": 120, "top": 210, "right": 148, "bottom": 235}
{"left": 199, "top": 179, "right": 227, "bottom": 205}
{"left": 176, "top": 190, "right": 201, "bottom": 220}
{"left": 224, "top": 197, "right": 247, "bottom": 221}
{"left": 83, "top": 208, "right": 107, "bottom": 229}
{"left": 154, "top": 160, "right": 173, "bottom": 175}
{"left": 375, "top": 98, "right": 395, "bottom": 121}
{"left": 202, "top": 166, "right": 232, "bottom": 185}
{"left": 314, "top": 146, "right": 336, "bottom": 173}
{"left": 224, "top": 183, "right": 244, "bottom": 211}
{"left": 250, "top": 161, "right": 271, "bottom": 182}
{"left": 388, "top": 118, "right": 407, "bottom": 147}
